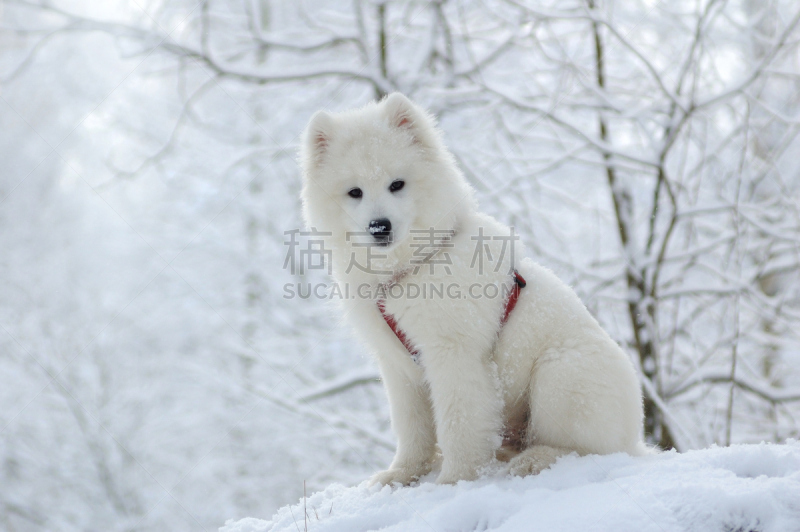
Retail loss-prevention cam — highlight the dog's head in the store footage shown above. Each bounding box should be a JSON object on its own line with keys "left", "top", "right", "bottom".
{"left": 300, "top": 93, "right": 476, "bottom": 276}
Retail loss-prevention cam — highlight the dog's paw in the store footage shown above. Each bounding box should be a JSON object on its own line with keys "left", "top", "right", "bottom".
{"left": 507, "top": 445, "right": 566, "bottom": 476}
{"left": 368, "top": 468, "right": 422, "bottom": 487}
{"left": 435, "top": 465, "right": 478, "bottom": 485}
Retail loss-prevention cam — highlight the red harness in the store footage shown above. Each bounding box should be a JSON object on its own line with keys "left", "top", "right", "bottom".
{"left": 377, "top": 270, "right": 527, "bottom": 362}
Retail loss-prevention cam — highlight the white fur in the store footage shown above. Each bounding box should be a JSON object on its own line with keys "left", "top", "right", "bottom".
{"left": 300, "top": 93, "right": 648, "bottom": 485}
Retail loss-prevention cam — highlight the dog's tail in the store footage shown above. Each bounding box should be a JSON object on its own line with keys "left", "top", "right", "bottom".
{"left": 634, "top": 441, "right": 662, "bottom": 456}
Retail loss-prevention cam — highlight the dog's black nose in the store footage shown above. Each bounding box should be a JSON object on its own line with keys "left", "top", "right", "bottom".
{"left": 368, "top": 218, "right": 392, "bottom": 243}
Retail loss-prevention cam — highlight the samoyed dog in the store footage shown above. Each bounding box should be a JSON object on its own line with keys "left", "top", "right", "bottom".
{"left": 300, "top": 93, "right": 648, "bottom": 485}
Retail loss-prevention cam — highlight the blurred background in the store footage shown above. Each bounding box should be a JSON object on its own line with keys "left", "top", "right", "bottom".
{"left": 2, "top": 0, "right": 800, "bottom": 530}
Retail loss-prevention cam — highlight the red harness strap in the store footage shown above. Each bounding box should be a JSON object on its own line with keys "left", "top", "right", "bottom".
{"left": 377, "top": 299, "right": 421, "bottom": 361}
{"left": 501, "top": 269, "right": 527, "bottom": 325}
{"left": 377, "top": 270, "right": 526, "bottom": 361}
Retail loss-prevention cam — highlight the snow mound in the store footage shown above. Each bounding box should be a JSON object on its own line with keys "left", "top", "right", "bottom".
{"left": 222, "top": 442, "right": 800, "bottom": 532}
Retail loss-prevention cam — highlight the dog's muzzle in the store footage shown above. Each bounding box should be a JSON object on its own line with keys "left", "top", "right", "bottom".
{"left": 368, "top": 218, "right": 393, "bottom": 246}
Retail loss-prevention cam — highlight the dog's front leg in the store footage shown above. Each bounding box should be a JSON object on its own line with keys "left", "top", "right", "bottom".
{"left": 424, "top": 349, "right": 502, "bottom": 484}
{"left": 369, "top": 357, "right": 437, "bottom": 486}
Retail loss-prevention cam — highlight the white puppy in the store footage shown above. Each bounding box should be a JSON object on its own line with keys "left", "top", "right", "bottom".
{"left": 300, "top": 93, "right": 648, "bottom": 485}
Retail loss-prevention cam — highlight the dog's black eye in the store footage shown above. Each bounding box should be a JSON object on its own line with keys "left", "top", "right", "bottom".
{"left": 348, "top": 187, "right": 363, "bottom": 199}
{"left": 389, "top": 180, "right": 405, "bottom": 193}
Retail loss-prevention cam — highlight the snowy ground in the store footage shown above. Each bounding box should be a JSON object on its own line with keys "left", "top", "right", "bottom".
{"left": 222, "top": 442, "right": 800, "bottom": 532}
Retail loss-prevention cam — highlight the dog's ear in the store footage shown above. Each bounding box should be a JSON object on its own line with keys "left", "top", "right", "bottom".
{"left": 303, "top": 110, "right": 335, "bottom": 168}
{"left": 382, "top": 93, "right": 432, "bottom": 144}
{"left": 383, "top": 93, "right": 416, "bottom": 129}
